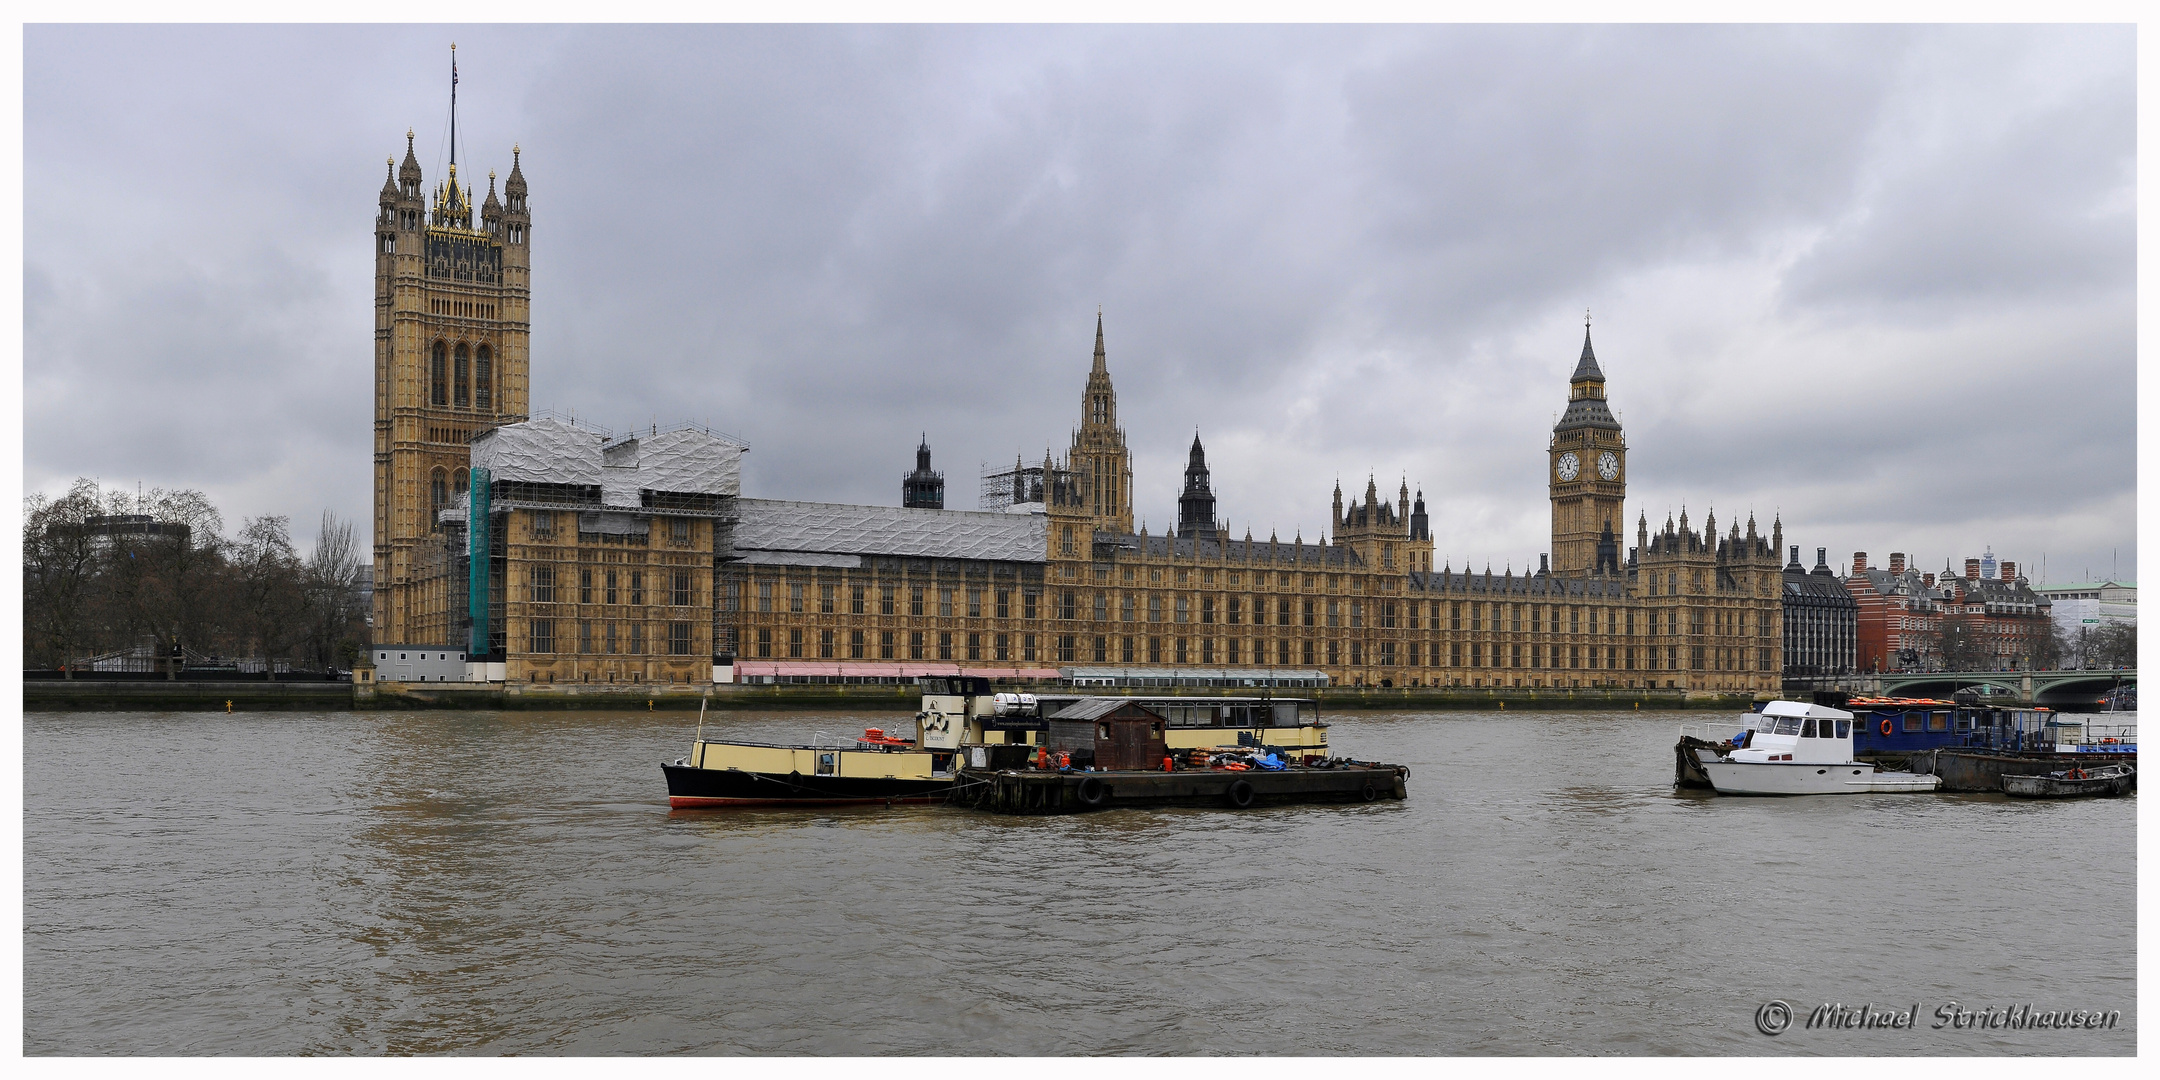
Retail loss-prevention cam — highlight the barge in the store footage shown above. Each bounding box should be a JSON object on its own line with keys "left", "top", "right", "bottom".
{"left": 952, "top": 760, "right": 1409, "bottom": 814}
{"left": 663, "top": 677, "right": 1338, "bottom": 808}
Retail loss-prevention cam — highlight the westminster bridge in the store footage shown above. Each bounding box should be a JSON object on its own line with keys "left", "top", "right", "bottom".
{"left": 1783, "top": 669, "right": 2134, "bottom": 709}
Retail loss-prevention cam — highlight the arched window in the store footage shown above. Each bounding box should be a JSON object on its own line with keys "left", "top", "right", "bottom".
{"left": 454, "top": 469, "right": 469, "bottom": 498}
{"left": 475, "top": 345, "right": 493, "bottom": 411}
{"left": 453, "top": 343, "right": 471, "bottom": 408}
{"left": 431, "top": 468, "right": 450, "bottom": 526}
{"left": 430, "top": 341, "right": 448, "bottom": 406}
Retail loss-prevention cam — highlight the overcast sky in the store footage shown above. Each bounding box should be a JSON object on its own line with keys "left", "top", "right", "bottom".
{"left": 23, "top": 24, "right": 2136, "bottom": 584}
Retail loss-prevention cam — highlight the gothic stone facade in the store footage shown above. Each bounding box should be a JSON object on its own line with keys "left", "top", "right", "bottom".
{"left": 372, "top": 129, "right": 532, "bottom": 645}
{"left": 366, "top": 99, "right": 1779, "bottom": 689}
{"left": 727, "top": 322, "right": 1784, "bottom": 693}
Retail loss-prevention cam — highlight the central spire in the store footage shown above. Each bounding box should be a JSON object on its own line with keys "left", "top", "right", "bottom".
{"left": 1092, "top": 308, "right": 1106, "bottom": 374}
{"left": 1571, "top": 310, "right": 1604, "bottom": 384}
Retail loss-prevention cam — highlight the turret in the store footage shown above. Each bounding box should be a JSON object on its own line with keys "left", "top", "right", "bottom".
{"left": 1176, "top": 432, "right": 1220, "bottom": 541}
{"left": 482, "top": 171, "right": 503, "bottom": 234}
{"left": 902, "top": 435, "right": 944, "bottom": 510}
{"left": 398, "top": 129, "right": 423, "bottom": 199}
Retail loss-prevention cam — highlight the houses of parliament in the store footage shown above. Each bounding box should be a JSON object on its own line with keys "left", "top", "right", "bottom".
{"left": 374, "top": 81, "right": 1784, "bottom": 695}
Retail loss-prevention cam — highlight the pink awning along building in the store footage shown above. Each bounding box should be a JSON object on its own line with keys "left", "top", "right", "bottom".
{"left": 732, "top": 660, "right": 1060, "bottom": 680}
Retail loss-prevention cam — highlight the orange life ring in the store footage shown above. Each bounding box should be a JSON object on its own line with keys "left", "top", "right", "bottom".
{"left": 1880, "top": 718, "right": 1894, "bottom": 737}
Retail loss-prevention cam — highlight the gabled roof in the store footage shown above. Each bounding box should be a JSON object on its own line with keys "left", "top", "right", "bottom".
{"left": 1048, "top": 697, "right": 1163, "bottom": 721}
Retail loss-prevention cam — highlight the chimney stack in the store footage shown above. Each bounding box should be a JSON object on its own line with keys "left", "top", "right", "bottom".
{"left": 1853, "top": 552, "right": 1868, "bottom": 572}
{"left": 1965, "top": 558, "right": 1981, "bottom": 581}
{"left": 2000, "top": 561, "right": 2016, "bottom": 581}
{"left": 1889, "top": 552, "right": 1906, "bottom": 574}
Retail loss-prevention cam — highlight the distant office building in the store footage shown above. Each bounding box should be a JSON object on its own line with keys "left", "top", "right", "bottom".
{"left": 2032, "top": 580, "right": 2135, "bottom": 637}
{"left": 902, "top": 437, "right": 945, "bottom": 510}
{"left": 49, "top": 513, "right": 192, "bottom": 553}
{"left": 1782, "top": 546, "right": 1856, "bottom": 676}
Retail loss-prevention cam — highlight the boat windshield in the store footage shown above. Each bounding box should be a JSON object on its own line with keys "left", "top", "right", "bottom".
{"left": 1771, "top": 717, "right": 1802, "bottom": 736}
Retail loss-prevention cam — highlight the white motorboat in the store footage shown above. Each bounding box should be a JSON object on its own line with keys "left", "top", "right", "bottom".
{"left": 1689, "top": 700, "right": 1942, "bottom": 796}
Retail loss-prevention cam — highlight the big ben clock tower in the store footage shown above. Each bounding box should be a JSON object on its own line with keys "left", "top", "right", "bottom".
{"left": 1549, "top": 315, "right": 1626, "bottom": 576}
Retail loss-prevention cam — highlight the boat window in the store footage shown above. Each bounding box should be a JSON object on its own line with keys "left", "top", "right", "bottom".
{"left": 1836, "top": 720, "right": 1851, "bottom": 739}
{"left": 1929, "top": 713, "right": 1949, "bottom": 733}
{"left": 1902, "top": 714, "right": 1922, "bottom": 733}
{"left": 1801, "top": 717, "right": 1816, "bottom": 739}
{"left": 816, "top": 752, "right": 837, "bottom": 776}
{"left": 1773, "top": 718, "right": 1801, "bottom": 736}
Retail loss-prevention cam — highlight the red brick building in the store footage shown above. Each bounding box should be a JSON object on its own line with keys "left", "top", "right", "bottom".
{"left": 1845, "top": 551, "right": 2051, "bottom": 672}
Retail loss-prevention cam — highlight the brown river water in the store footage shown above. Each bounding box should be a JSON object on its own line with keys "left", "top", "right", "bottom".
{"left": 24, "top": 708, "right": 2135, "bottom": 1055}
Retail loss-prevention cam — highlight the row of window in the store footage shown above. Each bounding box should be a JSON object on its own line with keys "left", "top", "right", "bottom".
{"left": 735, "top": 585, "right": 1769, "bottom": 639}
{"left": 755, "top": 628, "right": 1042, "bottom": 662}
{"left": 431, "top": 298, "right": 497, "bottom": 319}
{"left": 428, "top": 340, "right": 494, "bottom": 410}
{"left": 529, "top": 566, "right": 696, "bottom": 606}
{"left": 744, "top": 627, "right": 1772, "bottom": 672}
{"left": 528, "top": 619, "right": 694, "bottom": 655}
{"left": 748, "top": 581, "right": 1042, "bottom": 619}
{"left": 527, "top": 512, "right": 696, "bottom": 547}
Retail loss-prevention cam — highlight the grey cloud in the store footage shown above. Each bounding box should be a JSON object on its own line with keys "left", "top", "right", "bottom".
{"left": 23, "top": 24, "right": 2134, "bottom": 585}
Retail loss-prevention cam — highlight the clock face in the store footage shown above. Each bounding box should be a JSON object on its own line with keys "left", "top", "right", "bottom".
{"left": 1597, "top": 451, "right": 1620, "bottom": 481}
{"left": 1555, "top": 452, "right": 1580, "bottom": 482}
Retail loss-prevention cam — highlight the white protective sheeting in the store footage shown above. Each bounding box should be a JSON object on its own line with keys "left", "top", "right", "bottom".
{"left": 600, "top": 466, "right": 642, "bottom": 509}
{"left": 471, "top": 417, "right": 605, "bottom": 486}
{"left": 733, "top": 498, "right": 1046, "bottom": 563}
{"left": 629, "top": 429, "right": 745, "bottom": 496}
{"left": 475, "top": 419, "right": 744, "bottom": 508}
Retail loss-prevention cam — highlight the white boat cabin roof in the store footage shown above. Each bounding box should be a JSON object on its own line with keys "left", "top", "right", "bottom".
{"left": 1759, "top": 700, "right": 1855, "bottom": 722}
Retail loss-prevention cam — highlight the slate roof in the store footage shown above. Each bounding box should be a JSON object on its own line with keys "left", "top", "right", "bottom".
{"left": 1048, "top": 697, "right": 1160, "bottom": 721}
{"left": 732, "top": 498, "right": 1046, "bottom": 563}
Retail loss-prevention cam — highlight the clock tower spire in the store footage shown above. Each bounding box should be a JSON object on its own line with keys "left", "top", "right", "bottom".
{"left": 1549, "top": 312, "right": 1626, "bottom": 576}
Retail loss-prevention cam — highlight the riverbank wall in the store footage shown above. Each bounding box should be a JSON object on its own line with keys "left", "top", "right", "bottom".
{"left": 26, "top": 679, "right": 1765, "bottom": 713}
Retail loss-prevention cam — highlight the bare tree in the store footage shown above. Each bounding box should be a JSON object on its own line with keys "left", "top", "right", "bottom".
{"left": 22, "top": 480, "right": 107, "bottom": 674}
{"left": 2087, "top": 622, "right": 2136, "bottom": 669}
{"left": 1931, "top": 612, "right": 1988, "bottom": 672}
{"left": 138, "top": 488, "right": 225, "bottom": 677}
{"left": 301, "top": 510, "right": 366, "bottom": 669}
{"left": 232, "top": 514, "right": 302, "bottom": 676}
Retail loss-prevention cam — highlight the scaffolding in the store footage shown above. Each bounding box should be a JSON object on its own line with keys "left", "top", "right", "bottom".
{"left": 979, "top": 457, "right": 1080, "bottom": 511}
